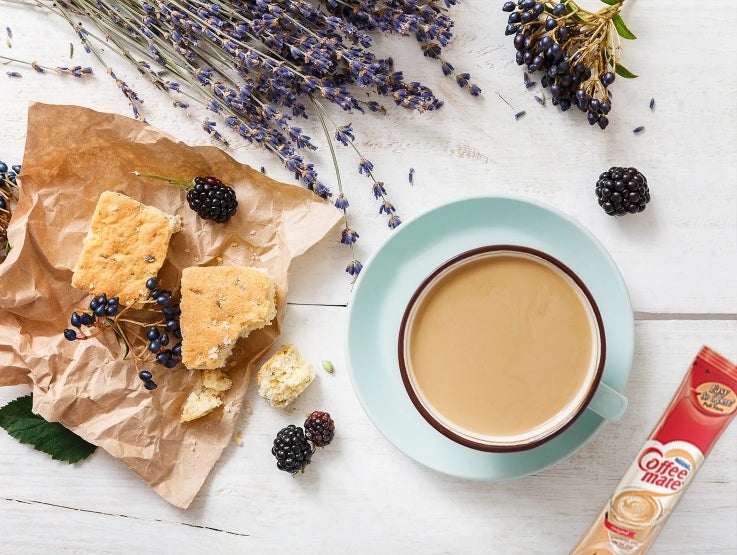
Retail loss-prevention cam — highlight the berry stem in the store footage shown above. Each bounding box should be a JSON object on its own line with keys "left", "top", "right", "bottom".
{"left": 132, "top": 171, "right": 193, "bottom": 190}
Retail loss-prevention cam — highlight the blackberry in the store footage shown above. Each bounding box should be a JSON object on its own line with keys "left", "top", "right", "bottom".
{"left": 304, "top": 411, "right": 335, "bottom": 448}
{"left": 186, "top": 176, "right": 238, "bottom": 223}
{"left": 134, "top": 172, "right": 238, "bottom": 223}
{"left": 272, "top": 424, "right": 313, "bottom": 474}
{"left": 595, "top": 167, "right": 650, "bottom": 216}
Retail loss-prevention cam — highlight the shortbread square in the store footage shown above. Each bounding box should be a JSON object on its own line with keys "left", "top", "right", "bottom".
{"left": 72, "top": 191, "right": 182, "bottom": 306}
{"left": 180, "top": 266, "right": 276, "bottom": 370}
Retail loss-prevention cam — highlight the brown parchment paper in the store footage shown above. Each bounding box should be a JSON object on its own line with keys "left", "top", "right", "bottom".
{"left": 0, "top": 103, "right": 341, "bottom": 508}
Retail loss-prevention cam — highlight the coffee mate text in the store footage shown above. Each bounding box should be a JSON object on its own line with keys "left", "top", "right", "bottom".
{"left": 637, "top": 447, "right": 690, "bottom": 490}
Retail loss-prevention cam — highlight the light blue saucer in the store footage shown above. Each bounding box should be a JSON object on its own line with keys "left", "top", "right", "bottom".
{"left": 346, "top": 196, "right": 634, "bottom": 480}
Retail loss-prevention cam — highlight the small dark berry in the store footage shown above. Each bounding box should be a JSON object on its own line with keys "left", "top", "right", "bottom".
{"left": 94, "top": 305, "right": 107, "bottom": 317}
{"left": 595, "top": 167, "right": 649, "bottom": 216}
{"left": 149, "top": 339, "right": 161, "bottom": 353}
{"left": 164, "top": 358, "right": 178, "bottom": 369}
{"left": 304, "top": 411, "right": 336, "bottom": 448}
{"left": 147, "top": 327, "right": 160, "bottom": 341}
{"left": 144, "top": 380, "right": 158, "bottom": 391}
{"left": 139, "top": 370, "right": 152, "bottom": 381}
{"left": 80, "top": 313, "right": 94, "bottom": 326}
{"left": 145, "top": 277, "right": 158, "bottom": 290}
{"left": 601, "top": 72, "right": 616, "bottom": 85}
{"left": 171, "top": 342, "right": 182, "bottom": 356}
{"left": 271, "top": 425, "right": 313, "bottom": 474}
{"left": 70, "top": 312, "right": 82, "bottom": 328}
{"left": 166, "top": 319, "right": 180, "bottom": 332}
{"left": 502, "top": 1, "right": 515, "bottom": 11}
{"left": 63, "top": 329, "right": 77, "bottom": 341}
{"left": 159, "top": 332, "right": 169, "bottom": 347}
{"left": 186, "top": 176, "right": 238, "bottom": 223}
{"left": 106, "top": 305, "right": 118, "bottom": 316}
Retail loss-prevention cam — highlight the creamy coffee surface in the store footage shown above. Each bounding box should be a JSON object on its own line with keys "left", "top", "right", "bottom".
{"left": 408, "top": 254, "right": 594, "bottom": 439}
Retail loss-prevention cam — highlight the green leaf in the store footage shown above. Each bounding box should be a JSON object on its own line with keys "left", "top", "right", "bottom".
{"left": 0, "top": 394, "right": 97, "bottom": 464}
{"left": 600, "top": 0, "right": 619, "bottom": 5}
{"left": 612, "top": 14, "right": 637, "bottom": 40}
{"left": 614, "top": 62, "right": 638, "bottom": 79}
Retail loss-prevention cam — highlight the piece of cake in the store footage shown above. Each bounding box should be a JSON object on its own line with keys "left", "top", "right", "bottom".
{"left": 201, "top": 368, "right": 233, "bottom": 392}
{"left": 72, "top": 191, "right": 182, "bottom": 306}
{"left": 180, "top": 389, "right": 223, "bottom": 423}
{"left": 257, "top": 344, "right": 315, "bottom": 408}
{"left": 180, "top": 266, "right": 277, "bottom": 370}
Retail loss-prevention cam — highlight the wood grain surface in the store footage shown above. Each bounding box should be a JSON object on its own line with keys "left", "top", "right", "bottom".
{"left": 0, "top": 1, "right": 735, "bottom": 553}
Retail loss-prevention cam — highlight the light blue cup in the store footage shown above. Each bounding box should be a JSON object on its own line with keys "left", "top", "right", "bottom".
{"left": 397, "top": 245, "right": 628, "bottom": 453}
{"left": 346, "top": 196, "right": 634, "bottom": 480}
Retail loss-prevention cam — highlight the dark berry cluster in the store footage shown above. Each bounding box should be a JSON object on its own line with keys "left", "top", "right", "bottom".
{"left": 272, "top": 411, "right": 336, "bottom": 474}
{"left": 304, "top": 411, "right": 335, "bottom": 448}
{"left": 141, "top": 276, "right": 183, "bottom": 388}
{"left": 503, "top": 0, "right": 619, "bottom": 129}
{"left": 62, "top": 277, "right": 183, "bottom": 392}
{"left": 186, "top": 176, "right": 238, "bottom": 223}
{"left": 0, "top": 161, "right": 20, "bottom": 212}
{"left": 595, "top": 167, "right": 650, "bottom": 216}
{"left": 64, "top": 294, "right": 120, "bottom": 342}
{"left": 1, "top": 162, "right": 20, "bottom": 253}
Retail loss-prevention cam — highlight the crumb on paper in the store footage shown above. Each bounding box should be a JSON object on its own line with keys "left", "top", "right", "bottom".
{"left": 240, "top": 400, "right": 253, "bottom": 420}
{"left": 233, "top": 430, "right": 243, "bottom": 446}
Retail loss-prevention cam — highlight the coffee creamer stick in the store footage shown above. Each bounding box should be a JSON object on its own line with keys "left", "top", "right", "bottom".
{"left": 571, "top": 346, "right": 737, "bottom": 555}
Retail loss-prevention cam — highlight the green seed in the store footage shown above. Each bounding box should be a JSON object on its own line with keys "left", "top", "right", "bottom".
{"left": 321, "top": 360, "right": 334, "bottom": 374}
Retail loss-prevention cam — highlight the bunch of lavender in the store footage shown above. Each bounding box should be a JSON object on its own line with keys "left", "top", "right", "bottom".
{"left": 19, "top": 0, "right": 478, "bottom": 276}
{"left": 503, "top": 0, "right": 636, "bottom": 129}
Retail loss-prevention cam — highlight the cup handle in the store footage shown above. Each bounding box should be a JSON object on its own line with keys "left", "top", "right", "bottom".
{"left": 586, "top": 382, "right": 628, "bottom": 421}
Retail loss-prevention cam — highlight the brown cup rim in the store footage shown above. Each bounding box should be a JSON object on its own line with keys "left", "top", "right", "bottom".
{"left": 397, "top": 245, "right": 607, "bottom": 452}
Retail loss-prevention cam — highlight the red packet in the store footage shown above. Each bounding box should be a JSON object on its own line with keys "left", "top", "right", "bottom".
{"left": 571, "top": 346, "right": 737, "bottom": 554}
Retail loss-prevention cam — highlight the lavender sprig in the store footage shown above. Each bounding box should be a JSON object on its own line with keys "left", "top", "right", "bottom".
{"left": 19, "top": 0, "right": 477, "bottom": 275}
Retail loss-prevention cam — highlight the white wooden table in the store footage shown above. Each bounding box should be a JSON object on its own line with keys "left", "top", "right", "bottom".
{"left": 1, "top": 1, "right": 736, "bottom": 553}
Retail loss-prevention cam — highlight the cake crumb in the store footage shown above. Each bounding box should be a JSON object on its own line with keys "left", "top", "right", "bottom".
{"left": 233, "top": 430, "right": 243, "bottom": 446}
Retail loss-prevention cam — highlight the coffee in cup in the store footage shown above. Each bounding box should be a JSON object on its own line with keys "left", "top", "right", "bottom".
{"left": 398, "top": 245, "right": 626, "bottom": 451}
